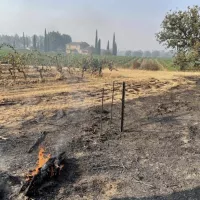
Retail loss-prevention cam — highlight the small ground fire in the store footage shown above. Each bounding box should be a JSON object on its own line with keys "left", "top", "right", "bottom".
{"left": 20, "top": 147, "right": 65, "bottom": 197}
{"left": 26, "top": 147, "right": 51, "bottom": 180}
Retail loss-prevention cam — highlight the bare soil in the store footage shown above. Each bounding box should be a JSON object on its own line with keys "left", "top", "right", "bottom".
{"left": 1, "top": 69, "right": 200, "bottom": 200}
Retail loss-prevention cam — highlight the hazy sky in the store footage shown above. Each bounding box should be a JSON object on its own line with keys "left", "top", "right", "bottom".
{"left": 0, "top": 0, "right": 199, "bottom": 50}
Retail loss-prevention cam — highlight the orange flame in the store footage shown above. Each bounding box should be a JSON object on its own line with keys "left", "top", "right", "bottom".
{"left": 27, "top": 147, "right": 51, "bottom": 179}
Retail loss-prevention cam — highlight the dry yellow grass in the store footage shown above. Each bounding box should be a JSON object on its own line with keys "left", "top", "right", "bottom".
{"left": 0, "top": 68, "right": 199, "bottom": 128}
{"left": 102, "top": 68, "right": 200, "bottom": 80}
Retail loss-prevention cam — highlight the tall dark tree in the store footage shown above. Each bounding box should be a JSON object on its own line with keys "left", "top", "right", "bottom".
{"left": 112, "top": 33, "right": 117, "bottom": 56}
{"left": 107, "top": 40, "right": 109, "bottom": 50}
{"left": 33, "top": 35, "right": 37, "bottom": 50}
{"left": 95, "top": 30, "right": 98, "bottom": 54}
{"left": 98, "top": 39, "right": 101, "bottom": 55}
{"left": 23, "top": 32, "right": 25, "bottom": 49}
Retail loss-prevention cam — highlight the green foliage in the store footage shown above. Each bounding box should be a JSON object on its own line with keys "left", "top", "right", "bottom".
{"left": 47, "top": 31, "right": 71, "bottom": 52}
{"left": 156, "top": 6, "right": 200, "bottom": 51}
{"left": 0, "top": 43, "right": 180, "bottom": 83}
{"left": 157, "top": 58, "right": 179, "bottom": 71}
{"left": 173, "top": 42, "right": 200, "bottom": 70}
{"left": 156, "top": 5, "right": 200, "bottom": 70}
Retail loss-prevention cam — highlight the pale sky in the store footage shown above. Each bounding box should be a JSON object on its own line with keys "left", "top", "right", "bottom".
{"left": 0, "top": 0, "right": 199, "bottom": 50}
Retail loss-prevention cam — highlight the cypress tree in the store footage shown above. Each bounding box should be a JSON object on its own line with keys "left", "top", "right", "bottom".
{"left": 95, "top": 30, "right": 98, "bottom": 54}
{"left": 98, "top": 39, "right": 101, "bottom": 55}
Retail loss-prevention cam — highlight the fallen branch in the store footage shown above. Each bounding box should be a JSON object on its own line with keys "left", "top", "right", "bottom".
{"left": 28, "top": 131, "right": 48, "bottom": 153}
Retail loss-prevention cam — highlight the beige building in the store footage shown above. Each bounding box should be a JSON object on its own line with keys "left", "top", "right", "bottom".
{"left": 66, "top": 42, "right": 94, "bottom": 55}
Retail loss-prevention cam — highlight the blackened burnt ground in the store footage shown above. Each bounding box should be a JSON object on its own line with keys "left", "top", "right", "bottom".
{"left": 1, "top": 76, "right": 200, "bottom": 199}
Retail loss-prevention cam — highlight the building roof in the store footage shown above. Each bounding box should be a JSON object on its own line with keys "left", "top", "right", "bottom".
{"left": 67, "top": 42, "right": 89, "bottom": 46}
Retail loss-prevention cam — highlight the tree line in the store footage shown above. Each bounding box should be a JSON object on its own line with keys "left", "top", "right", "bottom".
{"left": 94, "top": 30, "right": 117, "bottom": 56}
{"left": 0, "top": 29, "right": 72, "bottom": 52}
{"left": 124, "top": 50, "right": 173, "bottom": 58}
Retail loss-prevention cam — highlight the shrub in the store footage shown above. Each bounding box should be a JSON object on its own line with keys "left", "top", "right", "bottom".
{"left": 132, "top": 60, "right": 141, "bottom": 69}
{"left": 140, "top": 59, "right": 160, "bottom": 71}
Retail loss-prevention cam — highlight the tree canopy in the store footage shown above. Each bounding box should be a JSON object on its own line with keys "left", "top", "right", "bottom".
{"left": 47, "top": 31, "right": 71, "bottom": 52}
{"left": 156, "top": 6, "right": 200, "bottom": 51}
{"left": 125, "top": 50, "right": 132, "bottom": 57}
{"left": 156, "top": 5, "right": 200, "bottom": 70}
{"left": 0, "top": 30, "right": 72, "bottom": 52}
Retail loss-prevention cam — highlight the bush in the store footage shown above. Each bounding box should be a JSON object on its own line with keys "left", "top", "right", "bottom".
{"left": 140, "top": 59, "right": 160, "bottom": 71}
{"left": 132, "top": 60, "right": 141, "bottom": 69}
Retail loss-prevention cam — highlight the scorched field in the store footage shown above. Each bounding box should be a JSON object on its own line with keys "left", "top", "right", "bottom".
{"left": 1, "top": 65, "right": 200, "bottom": 200}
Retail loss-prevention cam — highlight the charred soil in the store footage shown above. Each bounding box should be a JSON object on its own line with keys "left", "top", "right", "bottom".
{"left": 1, "top": 72, "right": 200, "bottom": 199}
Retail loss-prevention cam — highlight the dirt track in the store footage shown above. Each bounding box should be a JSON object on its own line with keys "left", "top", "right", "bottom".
{"left": 1, "top": 70, "right": 200, "bottom": 199}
